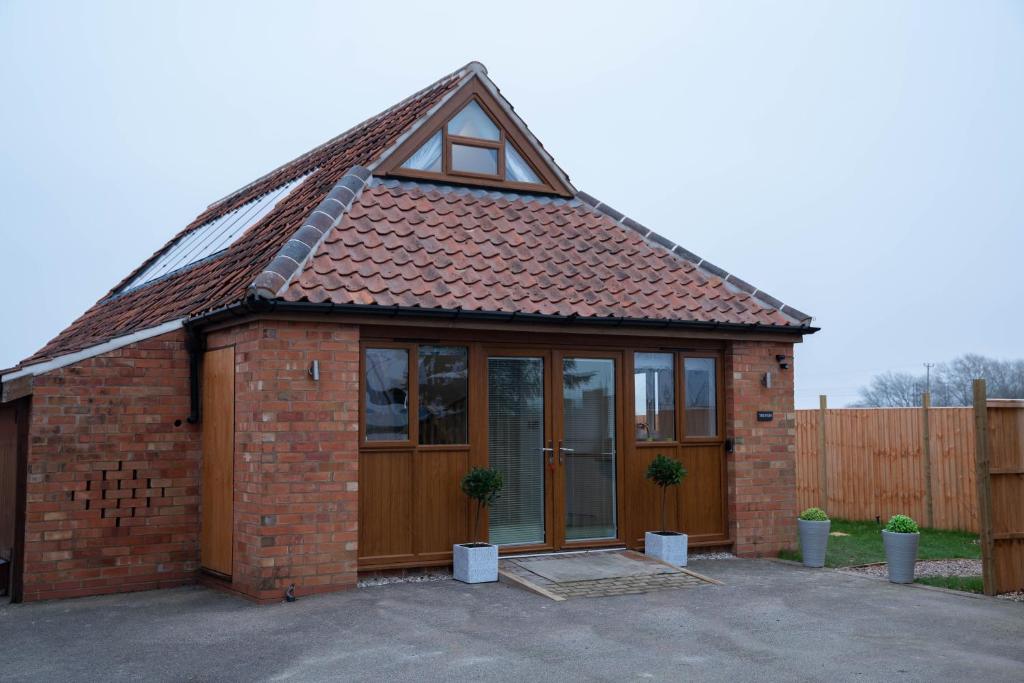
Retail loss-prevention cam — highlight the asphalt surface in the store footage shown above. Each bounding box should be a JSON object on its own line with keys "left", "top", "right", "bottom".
{"left": 1, "top": 559, "right": 1021, "bottom": 682}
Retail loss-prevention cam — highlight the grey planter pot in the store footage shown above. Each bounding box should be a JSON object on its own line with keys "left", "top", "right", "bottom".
{"left": 453, "top": 543, "right": 498, "bottom": 583}
{"left": 798, "top": 519, "right": 830, "bottom": 568}
{"left": 645, "top": 531, "right": 688, "bottom": 567}
{"left": 882, "top": 530, "right": 919, "bottom": 584}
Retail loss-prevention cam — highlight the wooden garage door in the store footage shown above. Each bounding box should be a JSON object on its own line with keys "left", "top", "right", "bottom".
{"left": 201, "top": 347, "right": 234, "bottom": 577}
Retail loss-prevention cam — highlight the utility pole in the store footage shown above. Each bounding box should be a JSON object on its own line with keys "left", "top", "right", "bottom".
{"left": 924, "top": 362, "right": 935, "bottom": 394}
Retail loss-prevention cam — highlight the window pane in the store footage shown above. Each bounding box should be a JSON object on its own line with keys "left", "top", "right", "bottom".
{"left": 451, "top": 144, "right": 498, "bottom": 175}
{"left": 488, "top": 357, "right": 545, "bottom": 545}
{"left": 634, "top": 353, "right": 675, "bottom": 441}
{"left": 446, "top": 100, "right": 500, "bottom": 140}
{"left": 562, "top": 358, "right": 617, "bottom": 541}
{"left": 400, "top": 131, "right": 442, "bottom": 172}
{"left": 365, "top": 348, "right": 409, "bottom": 441}
{"left": 505, "top": 141, "right": 541, "bottom": 184}
{"left": 685, "top": 358, "right": 717, "bottom": 437}
{"left": 418, "top": 346, "right": 469, "bottom": 445}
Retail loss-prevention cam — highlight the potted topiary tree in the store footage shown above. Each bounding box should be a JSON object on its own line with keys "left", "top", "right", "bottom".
{"left": 882, "top": 514, "right": 920, "bottom": 584}
{"left": 797, "top": 507, "right": 830, "bottom": 568}
{"left": 453, "top": 466, "right": 503, "bottom": 584}
{"left": 644, "top": 454, "right": 689, "bottom": 566}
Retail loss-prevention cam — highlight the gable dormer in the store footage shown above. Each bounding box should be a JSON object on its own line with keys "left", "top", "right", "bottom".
{"left": 376, "top": 75, "right": 573, "bottom": 197}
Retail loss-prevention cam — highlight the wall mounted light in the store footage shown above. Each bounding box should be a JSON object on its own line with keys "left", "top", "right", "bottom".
{"left": 308, "top": 360, "right": 320, "bottom": 382}
{"left": 762, "top": 371, "right": 772, "bottom": 389}
{"left": 776, "top": 354, "right": 790, "bottom": 370}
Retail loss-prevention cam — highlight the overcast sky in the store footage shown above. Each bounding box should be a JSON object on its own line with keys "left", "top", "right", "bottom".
{"left": 1, "top": 1, "right": 1021, "bottom": 407}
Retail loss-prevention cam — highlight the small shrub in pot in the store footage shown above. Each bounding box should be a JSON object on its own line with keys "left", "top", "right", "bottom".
{"left": 644, "top": 454, "right": 689, "bottom": 566}
{"left": 453, "top": 467, "right": 503, "bottom": 584}
{"left": 797, "top": 507, "right": 830, "bottom": 568}
{"left": 882, "top": 514, "right": 920, "bottom": 584}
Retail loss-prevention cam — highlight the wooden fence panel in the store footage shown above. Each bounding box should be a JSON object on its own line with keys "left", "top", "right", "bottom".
{"left": 983, "top": 399, "right": 1024, "bottom": 593}
{"left": 795, "top": 406, "right": 978, "bottom": 532}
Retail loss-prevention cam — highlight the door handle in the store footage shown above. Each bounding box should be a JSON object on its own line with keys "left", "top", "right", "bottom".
{"left": 558, "top": 441, "right": 573, "bottom": 464}
{"left": 541, "top": 442, "right": 554, "bottom": 468}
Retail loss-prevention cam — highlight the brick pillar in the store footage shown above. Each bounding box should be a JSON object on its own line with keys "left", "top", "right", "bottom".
{"left": 209, "top": 320, "right": 360, "bottom": 602}
{"left": 725, "top": 340, "right": 797, "bottom": 557}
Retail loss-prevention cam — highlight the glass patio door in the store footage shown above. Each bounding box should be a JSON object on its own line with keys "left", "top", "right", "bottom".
{"left": 487, "top": 355, "right": 549, "bottom": 547}
{"left": 557, "top": 355, "right": 619, "bottom": 543}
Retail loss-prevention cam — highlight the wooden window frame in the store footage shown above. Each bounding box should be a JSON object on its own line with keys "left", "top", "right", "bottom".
{"left": 379, "top": 78, "right": 573, "bottom": 197}
{"left": 679, "top": 352, "right": 724, "bottom": 443}
{"left": 360, "top": 342, "right": 472, "bottom": 449}
{"left": 631, "top": 350, "right": 678, "bottom": 446}
{"left": 445, "top": 132, "right": 504, "bottom": 181}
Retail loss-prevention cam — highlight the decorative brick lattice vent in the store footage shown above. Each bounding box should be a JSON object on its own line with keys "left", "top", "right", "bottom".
{"left": 73, "top": 461, "right": 164, "bottom": 527}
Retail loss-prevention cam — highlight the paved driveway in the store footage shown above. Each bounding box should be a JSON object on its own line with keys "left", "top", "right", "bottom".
{"left": 1, "top": 560, "right": 1021, "bottom": 682}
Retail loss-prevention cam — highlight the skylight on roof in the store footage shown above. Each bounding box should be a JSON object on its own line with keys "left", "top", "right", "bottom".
{"left": 120, "top": 172, "right": 311, "bottom": 293}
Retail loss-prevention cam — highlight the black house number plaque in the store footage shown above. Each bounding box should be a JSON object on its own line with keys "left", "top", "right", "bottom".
{"left": 757, "top": 411, "right": 774, "bottom": 422}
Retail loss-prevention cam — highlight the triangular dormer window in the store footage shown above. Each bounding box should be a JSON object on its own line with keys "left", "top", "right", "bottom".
{"left": 381, "top": 77, "right": 572, "bottom": 196}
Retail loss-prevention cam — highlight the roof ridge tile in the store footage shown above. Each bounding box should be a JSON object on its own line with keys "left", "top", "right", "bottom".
{"left": 250, "top": 166, "right": 371, "bottom": 299}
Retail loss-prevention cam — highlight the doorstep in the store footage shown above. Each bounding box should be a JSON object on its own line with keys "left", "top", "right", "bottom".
{"left": 498, "top": 549, "right": 720, "bottom": 601}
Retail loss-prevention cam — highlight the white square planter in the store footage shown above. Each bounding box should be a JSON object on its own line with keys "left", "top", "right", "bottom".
{"left": 453, "top": 543, "right": 498, "bottom": 583}
{"left": 645, "top": 531, "right": 688, "bottom": 567}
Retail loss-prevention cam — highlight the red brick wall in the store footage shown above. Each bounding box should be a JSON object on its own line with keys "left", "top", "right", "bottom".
{"left": 207, "top": 320, "right": 359, "bottom": 602}
{"left": 23, "top": 330, "right": 200, "bottom": 601}
{"left": 725, "top": 340, "right": 797, "bottom": 557}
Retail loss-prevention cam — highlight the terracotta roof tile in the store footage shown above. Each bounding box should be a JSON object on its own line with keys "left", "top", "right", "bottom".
{"left": 18, "top": 63, "right": 812, "bottom": 371}
{"left": 281, "top": 179, "right": 802, "bottom": 328}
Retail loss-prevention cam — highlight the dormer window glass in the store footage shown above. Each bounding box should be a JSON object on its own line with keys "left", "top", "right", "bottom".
{"left": 504, "top": 142, "right": 541, "bottom": 184}
{"left": 446, "top": 100, "right": 499, "bottom": 140}
{"left": 401, "top": 131, "right": 442, "bottom": 173}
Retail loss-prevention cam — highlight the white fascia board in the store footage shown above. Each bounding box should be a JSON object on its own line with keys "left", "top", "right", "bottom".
{"left": 1, "top": 318, "right": 186, "bottom": 382}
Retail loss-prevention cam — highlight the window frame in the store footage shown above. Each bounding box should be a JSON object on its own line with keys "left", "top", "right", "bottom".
{"left": 680, "top": 352, "right": 723, "bottom": 442}
{"left": 416, "top": 344, "right": 471, "bottom": 447}
{"left": 379, "top": 78, "right": 573, "bottom": 197}
{"left": 361, "top": 343, "right": 416, "bottom": 446}
{"left": 444, "top": 130, "right": 504, "bottom": 181}
{"left": 360, "top": 342, "right": 472, "bottom": 448}
{"left": 632, "top": 351, "right": 677, "bottom": 444}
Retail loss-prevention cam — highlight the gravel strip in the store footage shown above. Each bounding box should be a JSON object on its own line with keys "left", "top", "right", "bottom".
{"left": 358, "top": 569, "right": 452, "bottom": 588}
{"left": 840, "top": 559, "right": 982, "bottom": 579}
{"left": 996, "top": 591, "right": 1024, "bottom": 603}
{"left": 688, "top": 551, "right": 736, "bottom": 561}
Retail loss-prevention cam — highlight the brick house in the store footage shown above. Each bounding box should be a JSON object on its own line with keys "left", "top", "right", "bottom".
{"left": 0, "top": 62, "right": 816, "bottom": 603}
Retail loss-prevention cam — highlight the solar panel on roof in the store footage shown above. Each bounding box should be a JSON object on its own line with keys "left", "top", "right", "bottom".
{"left": 120, "top": 172, "right": 312, "bottom": 293}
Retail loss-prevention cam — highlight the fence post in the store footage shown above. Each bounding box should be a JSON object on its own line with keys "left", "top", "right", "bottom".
{"left": 818, "top": 395, "right": 828, "bottom": 511}
{"left": 972, "top": 379, "right": 996, "bottom": 595}
{"left": 922, "top": 392, "right": 934, "bottom": 528}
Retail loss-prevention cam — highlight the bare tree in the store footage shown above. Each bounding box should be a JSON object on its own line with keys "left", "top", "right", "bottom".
{"left": 854, "top": 371, "right": 924, "bottom": 407}
{"left": 933, "top": 354, "right": 1024, "bottom": 405}
{"left": 855, "top": 355, "right": 1024, "bottom": 407}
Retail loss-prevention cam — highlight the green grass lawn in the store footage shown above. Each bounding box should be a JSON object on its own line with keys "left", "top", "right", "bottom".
{"left": 914, "top": 575, "right": 984, "bottom": 593}
{"left": 778, "top": 518, "right": 980, "bottom": 568}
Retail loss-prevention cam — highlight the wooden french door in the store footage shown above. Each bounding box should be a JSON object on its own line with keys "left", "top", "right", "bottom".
{"left": 553, "top": 351, "right": 622, "bottom": 548}
{"left": 485, "top": 349, "right": 623, "bottom": 551}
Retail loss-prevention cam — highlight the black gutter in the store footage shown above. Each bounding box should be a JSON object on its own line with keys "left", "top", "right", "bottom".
{"left": 185, "top": 296, "right": 820, "bottom": 336}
